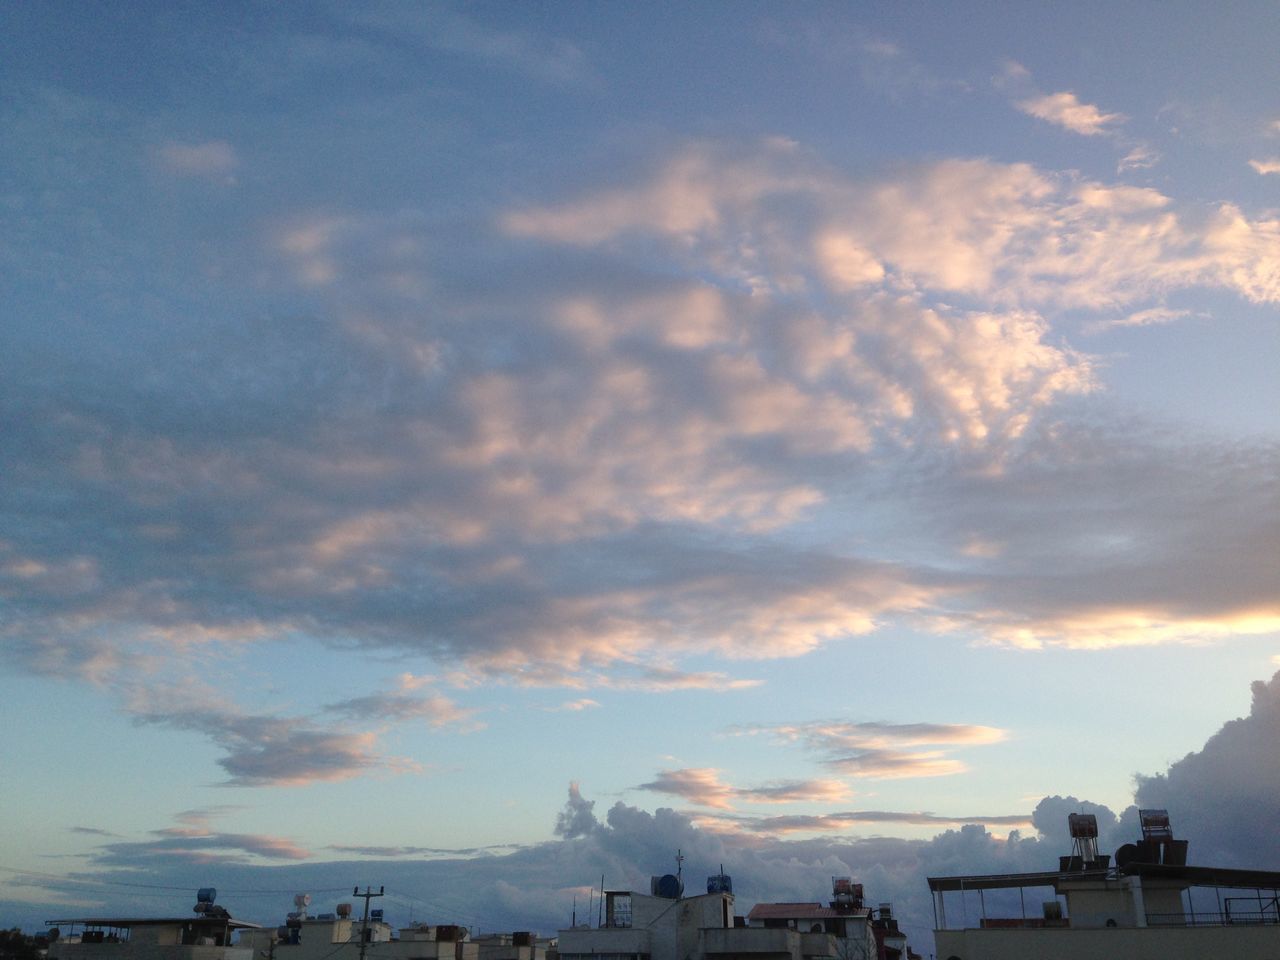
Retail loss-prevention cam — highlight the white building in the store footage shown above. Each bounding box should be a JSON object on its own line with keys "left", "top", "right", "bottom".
{"left": 48, "top": 893, "right": 259, "bottom": 960}
{"left": 928, "top": 809, "right": 1280, "bottom": 960}
{"left": 235, "top": 896, "right": 480, "bottom": 960}
{"left": 555, "top": 869, "right": 912, "bottom": 960}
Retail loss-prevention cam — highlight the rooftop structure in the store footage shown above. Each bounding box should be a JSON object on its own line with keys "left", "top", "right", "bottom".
{"left": 556, "top": 861, "right": 915, "bottom": 960}
{"left": 928, "top": 809, "right": 1280, "bottom": 960}
{"left": 47, "top": 889, "right": 260, "bottom": 960}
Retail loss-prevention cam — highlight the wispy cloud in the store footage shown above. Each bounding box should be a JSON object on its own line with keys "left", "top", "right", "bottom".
{"left": 734, "top": 720, "right": 1006, "bottom": 780}
{"left": 1015, "top": 91, "right": 1126, "bottom": 136}
{"left": 635, "top": 767, "right": 853, "bottom": 811}
{"left": 126, "top": 690, "right": 403, "bottom": 787}
{"left": 85, "top": 809, "right": 311, "bottom": 867}
{"left": 1085, "top": 306, "right": 1197, "bottom": 333}
{"left": 721, "top": 809, "right": 1033, "bottom": 835}
{"left": 325, "top": 676, "right": 481, "bottom": 730}
{"left": 1249, "top": 157, "right": 1280, "bottom": 175}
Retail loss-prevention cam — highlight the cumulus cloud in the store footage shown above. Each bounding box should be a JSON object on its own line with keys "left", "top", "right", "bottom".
{"left": 1015, "top": 91, "right": 1126, "bottom": 136}
{"left": 554, "top": 782, "right": 600, "bottom": 838}
{"left": 1135, "top": 669, "right": 1280, "bottom": 867}
{"left": 15, "top": 664, "right": 1280, "bottom": 955}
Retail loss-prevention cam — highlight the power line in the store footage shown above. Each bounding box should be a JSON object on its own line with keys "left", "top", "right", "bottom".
{"left": 0, "top": 866, "right": 349, "bottom": 896}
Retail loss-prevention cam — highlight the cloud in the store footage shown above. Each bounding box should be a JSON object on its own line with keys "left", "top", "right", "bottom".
{"left": 554, "top": 782, "right": 599, "bottom": 838}
{"left": 719, "top": 809, "right": 1033, "bottom": 835}
{"left": 155, "top": 140, "right": 239, "bottom": 181}
{"left": 13, "top": 662, "right": 1279, "bottom": 949}
{"left": 324, "top": 676, "right": 480, "bottom": 730}
{"left": 551, "top": 698, "right": 601, "bottom": 712}
{"left": 126, "top": 690, "right": 400, "bottom": 787}
{"left": 734, "top": 720, "right": 1006, "bottom": 781}
{"left": 915, "top": 420, "right": 1280, "bottom": 649}
{"left": 4, "top": 138, "right": 1278, "bottom": 714}
{"left": 1118, "top": 143, "right": 1160, "bottom": 172}
{"left": 1249, "top": 157, "right": 1280, "bottom": 175}
{"left": 1015, "top": 91, "right": 1126, "bottom": 136}
{"left": 327, "top": 843, "right": 514, "bottom": 858}
{"left": 1084, "top": 306, "right": 1195, "bottom": 333}
{"left": 1135, "top": 669, "right": 1280, "bottom": 867}
{"left": 342, "top": 6, "right": 590, "bottom": 85}
{"left": 84, "top": 809, "right": 312, "bottom": 867}
{"left": 636, "top": 768, "right": 737, "bottom": 809}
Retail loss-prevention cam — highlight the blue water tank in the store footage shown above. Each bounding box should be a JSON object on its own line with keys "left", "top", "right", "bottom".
{"left": 197, "top": 888, "right": 217, "bottom": 905}
{"left": 707, "top": 874, "right": 733, "bottom": 894}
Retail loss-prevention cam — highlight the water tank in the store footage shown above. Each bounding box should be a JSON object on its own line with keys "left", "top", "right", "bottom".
{"left": 707, "top": 874, "right": 733, "bottom": 894}
{"left": 370, "top": 909, "right": 384, "bottom": 922}
{"left": 654, "top": 874, "right": 684, "bottom": 899}
{"left": 197, "top": 888, "right": 218, "bottom": 905}
{"left": 1114, "top": 843, "right": 1138, "bottom": 867}
{"left": 336, "top": 904, "right": 353, "bottom": 919}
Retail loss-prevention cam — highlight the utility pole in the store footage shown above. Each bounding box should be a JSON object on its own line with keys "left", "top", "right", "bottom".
{"left": 354, "top": 885, "right": 384, "bottom": 960}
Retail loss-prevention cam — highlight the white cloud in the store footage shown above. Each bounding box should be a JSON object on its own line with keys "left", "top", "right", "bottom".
{"left": 1015, "top": 91, "right": 1125, "bottom": 136}
{"left": 1118, "top": 143, "right": 1160, "bottom": 171}
{"left": 1084, "top": 306, "right": 1195, "bottom": 333}
{"left": 1249, "top": 157, "right": 1280, "bottom": 175}
{"left": 735, "top": 719, "right": 1007, "bottom": 780}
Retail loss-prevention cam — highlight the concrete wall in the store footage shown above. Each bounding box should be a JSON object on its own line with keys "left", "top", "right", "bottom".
{"left": 51, "top": 944, "right": 252, "bottom": 960}
{"left": 935, "top": 923, "right": 1280, "bottom": 960}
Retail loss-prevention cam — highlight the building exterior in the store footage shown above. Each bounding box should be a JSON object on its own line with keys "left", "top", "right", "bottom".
{"left": 48, "top": 892, "right": 260, "bottom": 960}
{"left": 236, "top": 896, "right": 481, "bottom": 960}
{"left": 928, "top": 810, "right": 1280, "bottom": 960}
{"left": 555, "top": 869, "right": 913, "bottom": 960}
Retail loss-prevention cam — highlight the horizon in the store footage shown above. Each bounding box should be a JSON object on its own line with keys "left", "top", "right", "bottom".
{"left": 2, "top": 3, "right": 1278, "bottom": 956}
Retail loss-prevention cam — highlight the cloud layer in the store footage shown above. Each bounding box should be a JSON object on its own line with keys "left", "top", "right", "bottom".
{"left": 3, "top": 136, "right": 1278, "bottom": 778}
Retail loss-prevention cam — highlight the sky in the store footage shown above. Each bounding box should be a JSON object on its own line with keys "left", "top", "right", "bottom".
{"left": 2, "top": 1, "right": 1279, "bottom": 953}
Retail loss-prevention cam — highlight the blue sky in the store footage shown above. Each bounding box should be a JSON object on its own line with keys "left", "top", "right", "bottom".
{"left": 2, "top": 2, "right": 1279, "bottom": 951}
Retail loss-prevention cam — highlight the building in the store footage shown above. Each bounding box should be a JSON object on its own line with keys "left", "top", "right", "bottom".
{"left": 236, "top": 894, "right": 481, "bottom": 960}
{"left": 928, "top": 809, "right": 1280, "bottom": 960}
{"left": 47, "top": 890, "right": 259, "bottom": 960}
{"left": 555, "top": 863, "right": 913, "bottom": 960}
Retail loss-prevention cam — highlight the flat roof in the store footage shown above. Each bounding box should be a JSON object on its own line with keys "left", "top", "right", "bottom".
{"left": 746, "top": 903, "right": 869, "bottom": 921}
{"left": 928, "top": 862, "right": 1280, "bottom": 893}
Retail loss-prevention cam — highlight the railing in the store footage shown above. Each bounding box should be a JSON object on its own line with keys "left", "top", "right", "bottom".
{"left": 1146, "top": 911, "right": 1280, "bottom": 927}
